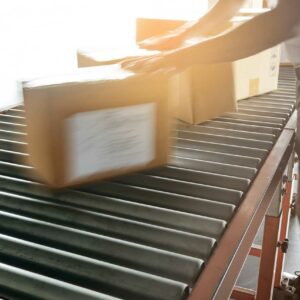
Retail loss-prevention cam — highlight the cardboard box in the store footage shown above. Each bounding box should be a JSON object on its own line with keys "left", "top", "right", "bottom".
{"left": 23, "top": 64, "right": 172, "bottom": 187}
{"left": 77, "top": 46, "right": 159, "bottom": 67}
{"left": 228, "top": 15, "right": 281, "bottom": 100}
{"left": 169, "top": 64, "right": 237, "bottom": 124}
{"left": 135, "top": 18, "right": 186, "bottom": 44}
{"left": 77, "top": 46, "right": 237, "bottom": 124}
{"left": 233, "top": 46, "right": 280, "bottom": 100}
{"left": 134, "top": 17, "right": 280, "bottom": 122}
{"left": 77, "top": 14, "right": 280, "bottom": 125}
{"left": 242, "top": 0, "right": 263, "bottom": 8}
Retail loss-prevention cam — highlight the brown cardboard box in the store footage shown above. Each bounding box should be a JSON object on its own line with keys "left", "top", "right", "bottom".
{"left": 77, "top": 14, "right": 280, "bottom": 125}
{"left": 135, "top": 18, "right": 185, "bottom": 44}
{"left": 233, "top": 46, "right": 280, "bottom": 100}
{"left": 241, "top": 0, "right": 263, "bottom": 8}
{"left": 77, "top": 46, "right": 237, "bottom": 124}
{"left": 23, "top": 64, "right": 172, "bottom": 187}
{"left": 170, "top": 64, "right": 237, "bottom": 124}
{"left": 229, "top": 16, "right": 280, "bottom": 101}
{"left": 77, "top": 47, "right": 159, "bottom": 67}
{"left": 134, "top": 17, "right": 280, "bottom": 122}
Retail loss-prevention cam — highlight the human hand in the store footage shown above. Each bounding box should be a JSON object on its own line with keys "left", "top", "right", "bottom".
{"left": 121, "top": 52, "right": 179, "bottom": 75}
{"left": 122, "top": 35, "right": 210, "bottom": 74}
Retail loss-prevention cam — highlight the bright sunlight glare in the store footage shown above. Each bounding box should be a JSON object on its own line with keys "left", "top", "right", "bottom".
{"left": 0, "top": 0, "right": 208, "bottom": 109}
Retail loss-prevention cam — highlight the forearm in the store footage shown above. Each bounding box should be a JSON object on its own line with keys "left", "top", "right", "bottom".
{"left": 173, "top": 2, "right": 299, "bottom": 66}
{"left": 183, "top": 0, "right": 247, "bottom": 37}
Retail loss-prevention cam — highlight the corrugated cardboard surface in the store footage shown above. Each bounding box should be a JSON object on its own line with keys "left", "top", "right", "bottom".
{"left": 249, "top": 78, "right": 260, "bottom": 97}
{"left": 135, "top": 18, "right": 185, "bottom": 44}
{"left": 23, "top": 65, "right": 172, "bottom": 188}
{"left": 77, "top": 49, "right": 237, "bottom": 125}
{"left": 77, "top": 15, "right": 280, "bottom": 125}
{"left": 233, "top": 46, "right": 280, "bottom": 100}
{"left": 175, "top": 64, "right": 236, "bottom": 124}
{"left": 77, "top": 47, "right": 159, "bottom": 68}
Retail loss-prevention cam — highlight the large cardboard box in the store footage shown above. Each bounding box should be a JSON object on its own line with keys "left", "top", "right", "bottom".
{"left": 169, "top": 64, "right": 237, "bottom": 124}
{"left": 135, "top": 18, "right": 186, "bottom": 44}
{"left": 242, "top": 0, "right": 263, "bottom": 8}
{"left": 77, "top": 46, "right": 159, "bottom": 67}
{"left": 233, "top": 46, "right": 280, "bottom": 100}
{"left": 23, "top": 64, "right": 172, "bottom": 187}
{"left": 77, "top": 46, "right": 237, "bottom": 124}
{"left": 228, "top": 16, "right": 280, "bottom": 100}
{"left": 77, "top": 14, "right": 280, "bottom": 125}
{"left": 135, "top": 17, "right": 280, "bottom": 122}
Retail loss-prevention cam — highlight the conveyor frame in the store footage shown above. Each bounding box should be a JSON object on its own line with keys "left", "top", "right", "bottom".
{"left": 0, "top": 66, "right": 297, "bottom": 300}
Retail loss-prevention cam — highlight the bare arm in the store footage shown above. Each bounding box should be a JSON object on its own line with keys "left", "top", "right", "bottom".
{"left": 168, "top": 0, "right": 300, "bottom": 66}
{"left": 139, "top": 0, "right": 246, "bottom": 50}
{"left": 182, "top": 0, "right": 247, "bottom": 37}
{"left": 123, "top": 0, "right": 300, "bottom": 72}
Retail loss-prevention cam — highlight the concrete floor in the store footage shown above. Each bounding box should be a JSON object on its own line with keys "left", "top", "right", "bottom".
{"left": 284, "top": 214, "right": 300, "bottom": 274}
{"left": 236, "top": 206, "right": 300, "bottom": 291}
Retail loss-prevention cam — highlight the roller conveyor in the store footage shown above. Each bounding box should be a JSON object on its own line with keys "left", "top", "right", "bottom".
{"left": 0, "top": 66, "right": 297, "bottom": 300}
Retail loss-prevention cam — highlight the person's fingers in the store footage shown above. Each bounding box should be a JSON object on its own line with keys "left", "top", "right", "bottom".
{"left": 121, "top": 56, "right": 161, "bottom": 73}
{"left": 120, "top": 56, "right": 149, "bottom": 69}
{"left": 120, "top": 52, "right": 179, "bottom": 75}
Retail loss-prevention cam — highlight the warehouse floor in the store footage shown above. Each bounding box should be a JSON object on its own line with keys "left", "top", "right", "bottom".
{"left": 285, "top": 213, "right": 300, "bottom": 274}
{"left": 237, "top": 191, "right": 300, "bottom": 291}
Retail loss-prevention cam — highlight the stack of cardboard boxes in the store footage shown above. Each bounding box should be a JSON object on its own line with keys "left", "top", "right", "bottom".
{"left": 23, "top": 9, "right": 280, "bottom": 187}
{"left": 134, "top": 15, "right": 280, "bottom": 124}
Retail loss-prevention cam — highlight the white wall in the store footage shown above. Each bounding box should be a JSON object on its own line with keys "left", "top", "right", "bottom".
{"left": 0, "top": 0, "right": 208, "bottom": 110}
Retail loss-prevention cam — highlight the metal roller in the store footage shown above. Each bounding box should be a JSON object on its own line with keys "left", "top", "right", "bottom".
{"left": 0, "top": 161, "right": 33, "bottom": 179}
{"left": 0, "top": 191, "right": 216, "bottom": 259}
{"left": 267, "top": 92, "right": 296, "bottom": 99}
{"left": 172, "top": 156, "right": 256, "bottom": 179}
{"left": 200, "top": 120, "right": 280, "bottom": 135}
{"left": 0, "top": 262, "right": 121, "bottom": 300}
{"left": 173, "top": 147, "right": 261, "bottom": 168}
{"left": 176, "top": 130, "right": 272, "bottom": 150}
{"left": 0, "top": 129, "right": 26, "bottom": 142}
{"left": 0, "top": 121, "right": 26, "bottom": 132}
{"left": 278, "top": 80, "right": 296, "bottom": 86}
{"left": 0, "top": 211, "right": 203, "bottom": 285}
{"left": 0, "top": 235, "right": 189, "bottom": 300}
{"left": 3, "top": 108, "right": 25, "bottom": 117}
{"left": 215, "top": 116, "right": 282, "bottom": 128}
{"left": 0, "top": 173, "right": 227, "bottom": 238}
{"left": 0, "top": 149, "right": 28, "bottom": 164}
{"left": 223, "top": 112, "right": 285, "bottom": 126}
{"left": 175, "top": 138, "right": 267, "bottom": 159}
{"left": 114, "top": 174, "right": 242, "bottom": 206}
{"left": 0, "top": 174, "right": 235, "bottom": 221}
{"left": 239, "top": 99, "right": 293, "bottom": 109}
{"left": 0, "top": 139, "right": 27, "bottom": 153}
{"left": 238, "top": 104, "right": 292, "bottom": 114}
{"left": 0, "top": 67, "right": 296, "bottom": 300}
{"left": 0, "top": 114, "right": 26, "bottom": 124}
{"left": 145, "top": 166, "right": 250, "bottom": 191}
{"left": 177, "top": 124, "right": 276, "bottom": 142}
{"left": 237, "top": 108, "right": 289, "bottom": 119}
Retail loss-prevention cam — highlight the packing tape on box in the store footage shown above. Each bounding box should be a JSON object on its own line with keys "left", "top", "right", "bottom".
{"left": 249, "top": 78, "right": 260, "bottom": 97}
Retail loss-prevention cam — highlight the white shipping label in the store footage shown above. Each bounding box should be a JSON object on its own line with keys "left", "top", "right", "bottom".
{"left": 66, "top": 103, "right": 156, "bottom": 181}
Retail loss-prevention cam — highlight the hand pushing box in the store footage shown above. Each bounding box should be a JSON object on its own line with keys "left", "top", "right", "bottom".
{"left": 23, "top": 64, "right": 172, "bottom": 187}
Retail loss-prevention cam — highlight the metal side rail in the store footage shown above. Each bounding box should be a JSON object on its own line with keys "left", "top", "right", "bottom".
{"left": 0, "top": 66, "right": 296, "bottom": 300}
